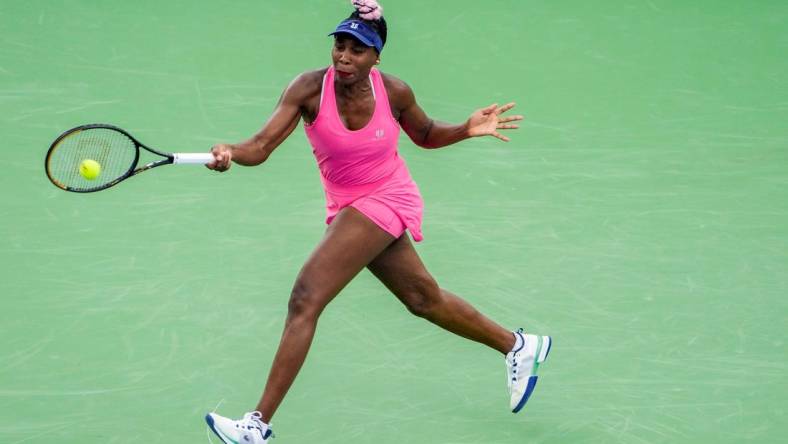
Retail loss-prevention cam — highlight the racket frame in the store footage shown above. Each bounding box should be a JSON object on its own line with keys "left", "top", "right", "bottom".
{"left": 45, "top": 123, "right": 201, "bottom": 193}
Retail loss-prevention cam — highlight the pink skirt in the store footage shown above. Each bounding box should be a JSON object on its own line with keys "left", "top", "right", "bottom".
{"left": 321, "top": 162, "right": 424, "bottom": 242}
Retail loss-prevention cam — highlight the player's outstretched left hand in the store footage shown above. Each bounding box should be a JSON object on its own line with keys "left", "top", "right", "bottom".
{"left": 466, "top": 102, "right": 524, "bottom": 142}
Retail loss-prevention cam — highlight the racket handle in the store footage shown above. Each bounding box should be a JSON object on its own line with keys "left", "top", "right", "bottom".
{"left": 173, "top": 152, "right": 215, "bottom": 164}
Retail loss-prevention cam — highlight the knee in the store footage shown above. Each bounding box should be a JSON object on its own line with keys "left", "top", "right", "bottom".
{"left": 401, "top": 276, "right": 442, "bottom": 319}
{"left": 287, "top": 280, "right": 323, "bottom": 322}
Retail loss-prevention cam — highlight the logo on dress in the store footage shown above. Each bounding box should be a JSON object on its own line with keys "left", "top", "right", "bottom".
{"left": 375, "top": 129, "right": 385, "bottom": 139}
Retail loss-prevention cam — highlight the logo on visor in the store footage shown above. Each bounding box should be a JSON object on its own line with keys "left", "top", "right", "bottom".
{"left": 350, "top": 22, "right": 359, "bottom": 29}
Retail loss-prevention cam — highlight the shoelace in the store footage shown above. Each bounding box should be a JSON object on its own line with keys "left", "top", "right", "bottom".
{"left": 237, "top": 412, "right": 274, "bottom": 440}
{"left": 506, "top": 353, "right": 519, "bottom": 389}
{"left": 506, "top": 329, "right": 525, "bottom": 389}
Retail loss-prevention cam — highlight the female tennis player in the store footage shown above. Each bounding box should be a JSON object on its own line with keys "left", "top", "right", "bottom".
{"left": 205, "top": 1, "right": 551, "bottom": 442}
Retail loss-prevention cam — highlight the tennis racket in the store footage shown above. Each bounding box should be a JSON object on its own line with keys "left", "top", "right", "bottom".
{"left": 45, "top": 123, "right": 215, "bottom": 193}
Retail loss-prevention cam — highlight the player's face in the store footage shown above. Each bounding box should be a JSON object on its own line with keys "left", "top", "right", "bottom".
{"left": 332, "top": 35, "right": 379, "bottom": 84}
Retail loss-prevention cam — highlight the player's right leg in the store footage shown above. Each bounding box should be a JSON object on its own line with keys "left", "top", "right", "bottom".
{"left": 207, "top": 207, "right": 397, "bottom": 443}
{"left": 255, "top": 207, "right": 397, "bottom": 419}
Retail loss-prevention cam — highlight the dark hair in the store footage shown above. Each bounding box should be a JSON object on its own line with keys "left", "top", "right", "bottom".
{"left": 347, "top": 10, "right": 387, "bottom": 47}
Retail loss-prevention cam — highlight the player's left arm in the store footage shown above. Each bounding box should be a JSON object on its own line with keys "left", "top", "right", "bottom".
{"left": 386, "top": 75, "right": 523, "bottom": 149}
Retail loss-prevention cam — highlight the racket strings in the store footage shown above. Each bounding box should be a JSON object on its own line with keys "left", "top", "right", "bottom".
{"left": 47, "top": 128, "right": 138, "bottom": 191}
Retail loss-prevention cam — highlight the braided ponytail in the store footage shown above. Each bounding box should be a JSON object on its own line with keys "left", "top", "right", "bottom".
{"left": 347, "top": 0, "right": 387, "bottom": 46}
{"left": 351, "top": 0, "right": 383, "bottom": 20}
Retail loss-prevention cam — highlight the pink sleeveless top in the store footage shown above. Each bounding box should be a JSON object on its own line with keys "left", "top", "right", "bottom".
{"left": 304, "top": 66, "right": 424, "bottom": 241}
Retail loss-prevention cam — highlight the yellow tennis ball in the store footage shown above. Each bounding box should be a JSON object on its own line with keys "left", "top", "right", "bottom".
{"left": 79, "top": 159, "right": 101, "bottom": 180}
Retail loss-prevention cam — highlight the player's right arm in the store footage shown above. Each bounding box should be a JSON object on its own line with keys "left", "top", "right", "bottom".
{"left": 208, "top": 71, "right": 322, "bottom": 171}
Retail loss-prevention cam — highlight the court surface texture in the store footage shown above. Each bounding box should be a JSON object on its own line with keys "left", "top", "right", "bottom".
{"left": 1, "top": 1, "right": 785, "bottom": 443}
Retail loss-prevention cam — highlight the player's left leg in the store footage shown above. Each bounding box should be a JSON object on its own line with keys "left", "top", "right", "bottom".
{"left": 366, "top": 234, "right": 552, "bottom": 412}
{"left": 367, "top": 234, "right": 513, "bottom": 352}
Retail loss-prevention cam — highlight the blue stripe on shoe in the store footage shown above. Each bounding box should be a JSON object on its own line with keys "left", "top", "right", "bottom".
{"left": 512, "top": 375, "right": 538, "bottom": 413}
{"left": 544, "top": 336, "right": 553, "bottom": 360}
{"left": 205, "top": 414, "right": 233, "bottom": 444}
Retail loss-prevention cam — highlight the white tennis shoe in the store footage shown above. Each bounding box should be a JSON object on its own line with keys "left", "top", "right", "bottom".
{"left": 205, "top": 411, "right": 273, "bottom": 444}
{"left": 506, "top": 328, "right": 552, "bottom": 413}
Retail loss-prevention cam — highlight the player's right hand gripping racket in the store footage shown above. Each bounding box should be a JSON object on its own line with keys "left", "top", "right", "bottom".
{"left": 45, "top": 123, "right": 215, "bottom": 193}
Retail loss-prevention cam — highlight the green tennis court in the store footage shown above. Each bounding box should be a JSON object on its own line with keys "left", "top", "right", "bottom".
{"left": 1, "top": 1, "right": 786, "bottom": 442}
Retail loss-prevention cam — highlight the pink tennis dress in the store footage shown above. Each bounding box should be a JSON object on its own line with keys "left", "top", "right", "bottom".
{"left": 304, "top": 65, "right": 424, "bottom": 242}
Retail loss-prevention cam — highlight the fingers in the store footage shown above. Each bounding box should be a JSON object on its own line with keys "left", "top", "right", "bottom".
{"left": 498, "top": 114, "right": 524, "bottom": 123}
{"left": 481, "top": 102, "right": 520, "bottom": 115}
{"left": 207, "top": 145, "right": 232, "bottom": 172}
{"left": 492, "top": 131, "right": 510, "bottom": 142}
{"left": 495, "top": 105, "right": 523, "bottom": 131}
{"left": 496, "top": 115, "right": 524, "bottom": 128}
{"left": 496, "top": 102, "right": 516, "bottom": 115}
{"left": 481, "top": 103, "right": 498, "bottom": 115}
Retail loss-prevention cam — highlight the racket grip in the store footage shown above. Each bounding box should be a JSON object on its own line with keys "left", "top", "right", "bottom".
{"left": 173, "top": 152, "right": 215, "bottom": 164}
